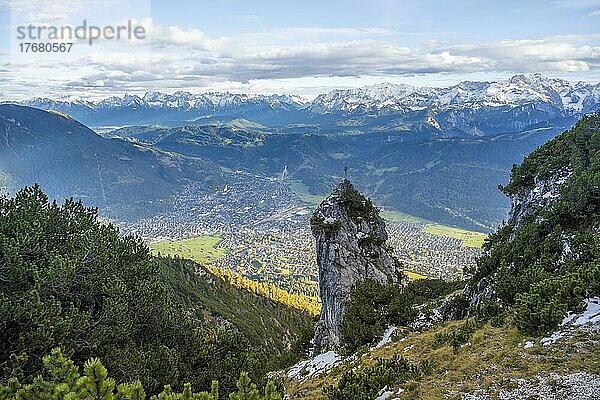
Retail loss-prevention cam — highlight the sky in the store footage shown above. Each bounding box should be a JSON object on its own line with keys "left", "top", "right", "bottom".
{"left": 1, "top": 0, "right": 599, "bottom": 100}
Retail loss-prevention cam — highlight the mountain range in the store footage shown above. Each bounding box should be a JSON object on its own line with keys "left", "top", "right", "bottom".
{"left": 8, "top": 74, "right": 600, "bottom": 137}
{"left": 0, "top": 104, "right": 222, "bottom": 220}
{"left": 1, "top": 74, "right": 599, "bottom": 230}
{"left": 105, "top": 122, "right": 563, "bottom": 231}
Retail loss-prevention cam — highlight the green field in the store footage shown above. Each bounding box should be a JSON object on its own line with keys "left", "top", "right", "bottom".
{"left": 423, "top": 224, "right": 487, "bottom": 248}
{"left": 149, "top": 235, "right": 227, "bottom": 263}
{"left": 287, "top": 180, "right": 326, "bottom": 205}
{"left": 380, "top": 210, "right": 427, "bottom": 224}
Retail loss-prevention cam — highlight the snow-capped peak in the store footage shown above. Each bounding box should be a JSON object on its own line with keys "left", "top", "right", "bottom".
{"left": 11, "top": 74, "right": 600, "bottom": 123}
{"left": 309, "top": 74, "right": 600, "bottom": 115}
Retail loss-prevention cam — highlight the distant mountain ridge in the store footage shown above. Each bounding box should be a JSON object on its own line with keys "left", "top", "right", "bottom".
{"left": 11, "top": 92, "right": 308, "bottom": 127}
{"left": 6, "top": 74, "right": 600, "bottom": 136}
{"left": 0, "top": 104, "right": 222, "bottom": 220}
{"left": 310, "top": 74, "right": 600, "bottom": 114}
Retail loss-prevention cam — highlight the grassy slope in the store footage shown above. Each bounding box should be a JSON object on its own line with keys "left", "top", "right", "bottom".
{"left": 159, "top": 257, "right": 313, "bottom": 356}
{"left": 284, "top": 317, "right": 600, "bottom": 399}
{"left": 287, "top": 179, "right": 326, "bottom": 205}
{"left": 150, "top": 236, "right": 321, "bottom": 316}
{"left": 380, "top": 210, "right": 427, "bottom": 224}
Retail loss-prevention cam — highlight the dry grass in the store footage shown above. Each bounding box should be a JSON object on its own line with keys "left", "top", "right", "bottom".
{"left": 283, "top": 317, "right": 600, "bottom": 399}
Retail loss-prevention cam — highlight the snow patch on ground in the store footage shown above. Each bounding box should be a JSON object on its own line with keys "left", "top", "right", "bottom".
{"left": 375, "top": 386, "right": 394, "bottom": 400}
{"left": 541, "top": 297, "right": 600, "bottom": 346}
{"left": 375, "top": 386, "right": 404, "bottom": 400}
{"left": 541, "top": 331, "right": 564, "bottom": 346}
{"left": 287, "top": 351, "right": 341, "bottom": 381}
{"left": 288, "top": 326, "right": 398, "bottom": 383}
{"left": 371, "top": 326, "right": 396, "bottom": 350}
{"left": 572, "top": 298, "right": 600, "bottom": 325}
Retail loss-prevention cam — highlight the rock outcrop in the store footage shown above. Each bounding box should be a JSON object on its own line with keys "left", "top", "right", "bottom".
{"left": 310, "top": 179, "right": 402, "bottom": 353}
{"left": 434, "top": 166, "right": 574, "bottom": 321}
{"left": 457, "top": 166, "right": 573, "bottom": 315}
{"left": 507, "top": 167, "right": 572, "bottom": 229}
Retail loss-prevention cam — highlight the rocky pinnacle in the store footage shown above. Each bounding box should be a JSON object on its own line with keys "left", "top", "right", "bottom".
{"left": 310, "top": 179, "right": 402, "bottom": 353}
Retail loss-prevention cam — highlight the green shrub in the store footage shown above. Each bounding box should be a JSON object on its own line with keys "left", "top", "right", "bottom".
{"left": 323, "top": 355, "right": 431, "bottom": 400}
{"left": 0, "top": 348, "right": 281, "bottom": 400}
{"left": 472, "top": 299, "right": 503, "bottom": 321}
{"left": 339, "top": 280, "right": 417, "bottom": 354}
{"left": 404, "top": 279, "right": 464, "bottom": 303}
{"left": 433, "top": 319, "right": 481, "bottom": 351}
{"left": 337, "top": 186, "right": 377, "bottom": 222}
{"left": 339, "top": 278, "right": 467, "bottom": 354}
{"left": 310, "top": 214, "right": 341, "bottom": 238}
{"left": 514, "top": 263, "right": 599, "bottom": 334}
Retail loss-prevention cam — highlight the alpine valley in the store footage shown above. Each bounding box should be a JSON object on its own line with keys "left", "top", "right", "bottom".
{"left": 4, "top": 74, "right": 600, "bottom": 230}
{"left": 1, "top": 74, "right": 600, "bottom": 399}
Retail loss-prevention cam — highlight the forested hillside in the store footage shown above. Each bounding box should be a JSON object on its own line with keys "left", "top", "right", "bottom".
{"left": 0, "top": 186, "right": 312, "bottom": 397}
{"left": 473, "top": 111, "right": 600, "bottom": 334}
{"left": 0, "top": 105, "right": 223, "bottom": 221}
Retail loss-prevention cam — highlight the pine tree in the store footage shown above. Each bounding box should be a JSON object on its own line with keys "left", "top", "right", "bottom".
{"left": 43, "top": 348, "right": 80, "bottom": 394}
{"left": 117, "top": 380, "right": 145, "bottom": 400}
{"left": 209, "top": 380, "right": 219, "bottom": 400}
{"left": 76, "top": 358, "right": 116, "bottom": 400}
{"left": 229, "top": 372, "right": 259, "bottom": 400}
{"left": 261, "top": 381, "right": 281, "bottom": 400}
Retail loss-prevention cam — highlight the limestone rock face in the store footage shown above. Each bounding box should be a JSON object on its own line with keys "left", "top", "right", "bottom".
{"left": 310, "top": 180, "right": 402, "bottom": 353}
{"left": 507, "top": 167, "right": 571, "bottom": 230}
{"left": 456, "top": 167, "right": 572, "bottom": 316}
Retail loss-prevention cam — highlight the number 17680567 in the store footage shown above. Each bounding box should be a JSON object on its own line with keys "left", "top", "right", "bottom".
{"left": 19, "top": 42, "right": 73, "bottom": 52}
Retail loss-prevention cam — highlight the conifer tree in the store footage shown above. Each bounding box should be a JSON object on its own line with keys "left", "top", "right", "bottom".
{"left": 77, "top": 358, "right": 116, "bottom": 400}
{"left": 262, "top": 381, "right": 282, "bottom": 400}
{"left": 229, "top": 372, "right": 259, "bottom": 400}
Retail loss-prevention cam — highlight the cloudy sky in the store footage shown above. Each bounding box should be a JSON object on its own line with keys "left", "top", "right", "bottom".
{"left": 1, "top": 0, "right": 599, "bottom": 100}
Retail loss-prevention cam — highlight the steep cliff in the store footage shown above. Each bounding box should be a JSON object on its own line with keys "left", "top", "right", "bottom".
{"left": 463, "top": 113, "right": 600, "bottom": 326}
{"left": 310, "top": 179, "right": 402, "bottom": 353}
{"left": 457, "top": 165, "right": 573, "bottom": 312}
{"left": 506, "top": 167, "right": 572, "bottom": 230}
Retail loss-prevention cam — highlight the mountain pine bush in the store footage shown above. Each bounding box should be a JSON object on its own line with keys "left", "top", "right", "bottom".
{"left": 323, "top": 355, "right": 430, "bottom": 400}
{"left": 0, "top": 348, "right": 281, "bottom": 400}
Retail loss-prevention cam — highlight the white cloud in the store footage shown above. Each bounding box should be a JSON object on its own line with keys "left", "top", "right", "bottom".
{"left": 85, "top": 26, "right": 600, "bottom": 81}
{"left": 451, "top": 35, "right": 600, "bottom": 73}
{"left": 1, "top": 20, "right": 600, "bottom": 100}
